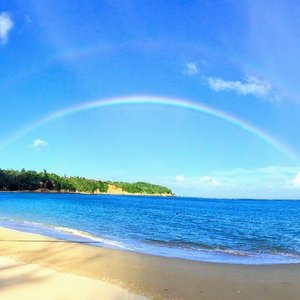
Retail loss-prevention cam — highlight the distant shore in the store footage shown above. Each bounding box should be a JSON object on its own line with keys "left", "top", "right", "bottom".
{"left": 0, "top": 189, "right": 174, "bottom": 197}
{"left": 0, "top": 227, "right": 299, "bottom": 299}
{"left": 0, "top": 169, "right": 174, "bottom": 197}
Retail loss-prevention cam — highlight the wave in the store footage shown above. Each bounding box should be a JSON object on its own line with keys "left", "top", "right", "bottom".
{"left": 52, "top": 225, "right": 125, "bottom": 248}
{"left": 139, "top": 239, "right": 300, "bottom": 265}
{"left": 143, "top": 238, "right": 300, "bottom": 259}
{"left": 0, "top": 218, "right": 126, "bottom": 249}
{"left": 1, "top": 217, "right": 300, "bottom": 264}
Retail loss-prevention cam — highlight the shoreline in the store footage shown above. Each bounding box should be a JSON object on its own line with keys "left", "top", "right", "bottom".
{"left": 0, "top": 190, "right": 174, "bottom": 197}
{"left": 1, "top": 217, "right": 299, "bottom": 265}
{"left": 2, "top": 220, "right": 299, "bottom": 266}
{"left": 3, "top": 190, "right": 300, "bottom": 200}
{"left": 0, "top": 227, "right": 300, "bottom": 299}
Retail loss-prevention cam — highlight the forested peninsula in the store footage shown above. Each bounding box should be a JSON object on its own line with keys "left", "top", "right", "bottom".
{"left": 0, "top": 169, "right": 174, "bottom": 196}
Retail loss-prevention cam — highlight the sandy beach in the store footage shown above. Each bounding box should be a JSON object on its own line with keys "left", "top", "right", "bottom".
{"left": 0, "top": 227, "right": 300, "bottom": 300}
{"left": 0, "top": 256, "right": 147, "bottom": 300}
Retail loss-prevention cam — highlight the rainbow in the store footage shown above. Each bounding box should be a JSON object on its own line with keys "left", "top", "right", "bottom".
{"left": 1, "top": 95, "right": 299, "bottom": 162}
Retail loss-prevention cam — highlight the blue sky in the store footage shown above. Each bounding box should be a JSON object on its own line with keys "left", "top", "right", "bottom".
{"left": 1, "top": 0, "right": 300, "bottom": 198}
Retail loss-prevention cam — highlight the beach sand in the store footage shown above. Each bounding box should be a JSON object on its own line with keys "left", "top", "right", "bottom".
{"left": 0, "top": 227, "right": 299, "bottom": 300}
{"left": 0, "top": 256, "right": 147, "bottom": 300}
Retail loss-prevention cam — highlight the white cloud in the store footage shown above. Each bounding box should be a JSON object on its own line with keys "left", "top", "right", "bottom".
{"left": 291, "top": 172, "right": 300, "bottom": 187}
{"left": 214, "top": 165, "right": 298, "bottom": 186}
{"left": 199, "top": 176, "right": 220, "bottom": 186}
{"left": 185, "top": 62, "right": 198, "bottom": 76}
{"left": 174, "top": 175, "right": 220, "bottom": 187}
{"left": 31, "top": 139, "right": 48, "bottom": 149}
{"left": 175, "top": 175, "right": 185, "bottom": 182}
{"left": 0, "top": 12, "right": 13, "bottom": 45}
{"left": 174, "top": 166, "right": 299, "bottom": 191}
{"left": 207, "top": 75, "right": 271, "bottom": 97}
{"left": 170, "top": 166, "right": 300, "bottom": 199}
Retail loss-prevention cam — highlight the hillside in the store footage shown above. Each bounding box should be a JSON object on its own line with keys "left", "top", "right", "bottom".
{"left": 0, "top": 169, "right": 174, "bottom": 196}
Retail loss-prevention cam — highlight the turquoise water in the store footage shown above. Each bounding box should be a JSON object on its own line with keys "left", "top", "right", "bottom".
{"left": 0, "top": 192, "right": 299, "bottom": 264}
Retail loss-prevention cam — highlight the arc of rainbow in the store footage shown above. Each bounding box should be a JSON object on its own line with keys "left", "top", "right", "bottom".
{"left": 1, "top": 95, "right": 299, "bottom": 163}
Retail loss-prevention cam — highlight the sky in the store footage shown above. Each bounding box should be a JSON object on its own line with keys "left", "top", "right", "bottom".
{"left": 0, "top": 0, "right": 300, "bottom": 199}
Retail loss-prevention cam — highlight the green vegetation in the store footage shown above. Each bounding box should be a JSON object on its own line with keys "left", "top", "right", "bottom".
{"left": 0, "top": 169, "right": 173, "bottom": 195}
{"left": 112, "top": 181, "right": 173, "bottom": 195}
{"left": 0, "top": 169, "right": 107, "bottom": 193}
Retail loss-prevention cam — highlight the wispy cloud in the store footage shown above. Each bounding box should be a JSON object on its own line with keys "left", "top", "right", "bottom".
{"left": 291, "top": 172, "right": 300, "bottom": 187}
{"left": 213, "top": 165, "right": 298, "bottom": 186}
{"left": 175, "top": 175, "right": 185, "bottom": 182}
{"left": 30, "top": 139, "right": 48, "bottom": 149}
{"left": 0, "top": 12, "right": 13, "bottom": 45}
{"left": 171, "top": 166, "right": 300, "bottom": 199}
{"left": 199, "top": 176, "right": 220, "bottom": 186}
{"left": 174, "top": 175, "right": 220, "bottom": 187}
{"left": 184, "top": 62, "right": 198, "bottom": 76}
{"left": 207, "top": 75, "right": 271, "bottom": 97}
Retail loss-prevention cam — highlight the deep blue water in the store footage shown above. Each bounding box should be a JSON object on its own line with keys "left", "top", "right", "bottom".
{"left": 0, "top": 192, "right": 299, "bottom": 264}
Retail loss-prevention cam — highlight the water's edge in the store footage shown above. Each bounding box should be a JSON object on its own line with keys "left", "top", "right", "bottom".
{"left": 0, "top": 193, "right": 300, "bottom": 265}
{"left": 0, "top": 218, "right": 299, "bottom": 265}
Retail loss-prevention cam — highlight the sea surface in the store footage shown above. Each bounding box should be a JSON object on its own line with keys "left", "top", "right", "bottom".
{"left": 0, "top": 192, "right": 299, "bottom": 264}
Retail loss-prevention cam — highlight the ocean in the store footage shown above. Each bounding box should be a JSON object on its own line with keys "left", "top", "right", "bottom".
{"left": 0, "top": 192, "right": 299, "bottom": 264}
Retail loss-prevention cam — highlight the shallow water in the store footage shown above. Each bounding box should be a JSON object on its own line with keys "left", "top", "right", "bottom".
{"left": 0, "top": 192, "right": 299, "bottom": 264}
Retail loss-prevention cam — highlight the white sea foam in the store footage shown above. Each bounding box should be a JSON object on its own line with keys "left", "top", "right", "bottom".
{"left": 1, "top": 218, "right": 299, "bottom": 264}
{"left": 214, "top": 248, "right": 249, "bottom": 256}
{"left": 52, "top": 225, "right": 125, "bottom": 248}
{"left": 0, "top": 218, "right": 125, "bottom": 249}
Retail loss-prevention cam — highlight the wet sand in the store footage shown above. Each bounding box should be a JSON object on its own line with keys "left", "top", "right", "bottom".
{"left": 0, "top": 227, "right": 299, "bottom": 299}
